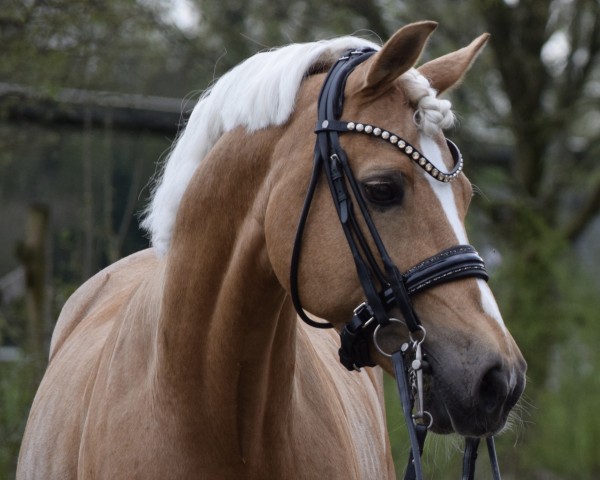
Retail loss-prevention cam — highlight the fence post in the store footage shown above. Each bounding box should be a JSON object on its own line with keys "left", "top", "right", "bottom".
{"left": 16, "top": 204, "right": 50, "bottom": 367}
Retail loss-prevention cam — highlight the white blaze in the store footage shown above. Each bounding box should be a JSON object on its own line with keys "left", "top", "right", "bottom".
{"left": 418, "top": 134, "right": 507, "bottom": 331}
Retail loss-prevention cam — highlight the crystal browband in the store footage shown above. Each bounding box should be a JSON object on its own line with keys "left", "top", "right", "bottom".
{"left": 316, "top": 119, "right": 464, "bottom": 183}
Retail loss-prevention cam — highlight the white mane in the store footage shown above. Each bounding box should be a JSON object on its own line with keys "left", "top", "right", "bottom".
{"left": 141, "top": 37, "right": 455, "bottom": 255}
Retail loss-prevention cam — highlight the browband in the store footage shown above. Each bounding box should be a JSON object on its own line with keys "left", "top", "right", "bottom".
{"left": 316, "top": 119, "right": 464, "bottom": 183}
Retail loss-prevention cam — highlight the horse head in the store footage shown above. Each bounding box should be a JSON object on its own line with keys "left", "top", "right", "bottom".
{"left": 265, "top": 22, "right": 526, "bottom": 438}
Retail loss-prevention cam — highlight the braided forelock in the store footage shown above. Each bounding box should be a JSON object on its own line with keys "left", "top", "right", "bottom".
{"left": 401, "top": 69, "right": 455, "bottom": 137}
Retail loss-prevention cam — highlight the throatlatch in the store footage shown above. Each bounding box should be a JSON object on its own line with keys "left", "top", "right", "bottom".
{"left": 290, "top": 48, "right": 502, "bottom": 480}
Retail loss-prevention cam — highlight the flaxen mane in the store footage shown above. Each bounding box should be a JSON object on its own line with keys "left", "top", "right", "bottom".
{"left": 141, "top": 37, "right": 455, "bottom": 255}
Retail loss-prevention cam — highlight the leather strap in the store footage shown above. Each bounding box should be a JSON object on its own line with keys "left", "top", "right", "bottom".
{"left": 289, "top": 128, "right": 333, "bottom": 329}
{"left": 392, "top": 350, "right": 424, "bottom": 480}
{"left": 461, "top": 436, "right": 502, "bottom": 480}
{"left": 487, "top": 436, "right": 502, "bottom": 480}
{"left": 462, "top": 438, "right": 480, "bottom": 480}
{"left": 404, "top": 424, "right": 428, "bottom": 480}
{"left": 404, "top": 245, "right": 488, "bottom": 294}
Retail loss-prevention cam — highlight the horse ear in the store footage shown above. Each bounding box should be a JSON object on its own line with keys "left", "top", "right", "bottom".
{"left": 418, "top": 33, "right": 490, "bottom": 94}
{"left": 363, "top": 21, "right": 438, "bottom": 91}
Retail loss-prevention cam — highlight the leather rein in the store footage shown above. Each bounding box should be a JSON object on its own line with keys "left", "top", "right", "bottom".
{"left": 289, "top": 48, "right": 502, "bottom": 479}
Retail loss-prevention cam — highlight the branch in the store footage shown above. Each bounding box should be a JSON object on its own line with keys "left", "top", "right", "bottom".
{"left": 557, "top": 0, "right": 600, "bottom": 112}
{"left": 0, "top": 83, "right": 192, "bottom": 135}
{"left": 0, "top": 0, "right": 39, "bottom": 32}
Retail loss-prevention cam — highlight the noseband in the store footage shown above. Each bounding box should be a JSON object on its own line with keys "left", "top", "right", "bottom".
{"left": 290, "top": 49, "right": 501, "bottom": 479}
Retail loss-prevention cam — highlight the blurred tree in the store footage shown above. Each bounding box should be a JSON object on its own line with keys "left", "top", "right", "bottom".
{"left": 0, "top": 0, "right": 184, "bottom": 95}
{"left": 471, "top": 0, "right": 600, "bottom": 384}
{"left": 5, "top": 1, "right": 599, "bottom": 247}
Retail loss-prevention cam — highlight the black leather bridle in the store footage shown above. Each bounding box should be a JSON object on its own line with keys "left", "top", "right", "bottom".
{"left": 289, "top": 48, "right": 502, "bottom": 479}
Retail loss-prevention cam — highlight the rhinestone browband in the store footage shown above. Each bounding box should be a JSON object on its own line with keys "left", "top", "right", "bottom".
{"left": 318, "top": 119, "right": 464, "bottom": 183}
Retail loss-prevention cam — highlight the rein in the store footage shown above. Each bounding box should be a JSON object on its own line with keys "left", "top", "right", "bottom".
{"left": 290, "top": 49, "right": 502, "bottom": 479}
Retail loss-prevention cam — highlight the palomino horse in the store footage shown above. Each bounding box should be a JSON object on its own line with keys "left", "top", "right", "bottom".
{"left": 18, "top": 22, "right": 526, "bottom": 479}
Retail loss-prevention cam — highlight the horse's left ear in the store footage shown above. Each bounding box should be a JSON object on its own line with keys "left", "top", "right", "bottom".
{"left": 362, "top": 21, "right": 438, "bottom": 92}
{"left": 418, "top": 33, "right": 490, "bottom": 94}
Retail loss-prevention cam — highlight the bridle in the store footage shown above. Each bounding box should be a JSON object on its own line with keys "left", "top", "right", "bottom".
{"left": 289, "top": 48, "right": 502, "bottom": 479}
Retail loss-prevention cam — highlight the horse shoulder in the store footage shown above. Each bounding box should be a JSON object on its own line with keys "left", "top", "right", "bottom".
{"left": 295, "top": 321, "right": 395, "bottom": 479}
{"left": 17, "top": 249, "right": 162, "bottom": 479}
{"left": 49, "top": 248, "right": 160, "bottom": 360}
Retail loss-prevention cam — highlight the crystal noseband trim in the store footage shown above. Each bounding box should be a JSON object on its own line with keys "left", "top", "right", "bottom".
{"left": 316, "top": 119, "right": 463, "bottom": 183}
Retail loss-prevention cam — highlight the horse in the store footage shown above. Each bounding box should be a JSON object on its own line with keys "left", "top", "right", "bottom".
{"left": 17, "top": 22, "right": 526, "bottom": 479}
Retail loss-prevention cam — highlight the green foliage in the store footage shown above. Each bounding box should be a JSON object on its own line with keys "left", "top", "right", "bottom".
{"left": 525, "top": 329, "right": 600, "bottom": 478}
{"left": 489, "top": 209, "right": 571, "bottom": 384}
{"left": 0, "top": 361, "right": 37, "bottom": 480}
{"left": 495, "top": 250, "right": 600, "bottom": 478}
{"left": 0, "top": 0, "right": 188, "bottom": 96}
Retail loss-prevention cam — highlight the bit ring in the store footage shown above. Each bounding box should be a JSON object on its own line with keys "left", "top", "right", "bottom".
{"left": 409, "top": 325, "right": 427, "bottom": 345}
{"left": 373, "top": 318, "right": 406, "bottom": 358}
{"left": 413, "top": 411, "right": 434, "bottom": 429}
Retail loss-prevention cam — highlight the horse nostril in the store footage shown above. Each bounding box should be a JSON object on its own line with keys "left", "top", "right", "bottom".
{"left": 479, "top": 365, "right": 510, "bottom": 415}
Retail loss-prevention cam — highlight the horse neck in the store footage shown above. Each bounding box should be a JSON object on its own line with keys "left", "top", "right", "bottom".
{"left": 155, "top": 128, "right": 297, "bottom": 445}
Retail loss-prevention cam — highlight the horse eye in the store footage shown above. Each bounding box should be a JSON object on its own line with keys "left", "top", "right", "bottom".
{"left": 362, "top": 179, "right": 404, "bottom": 206}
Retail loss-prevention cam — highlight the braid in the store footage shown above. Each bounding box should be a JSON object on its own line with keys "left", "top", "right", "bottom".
{"left": 402, "top": 69, "right": 455, "bottom": 137}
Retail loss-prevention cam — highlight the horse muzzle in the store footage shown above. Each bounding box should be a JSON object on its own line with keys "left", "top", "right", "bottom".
{"left": 424, "top": 351, "right": 527, "bottom": 436}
